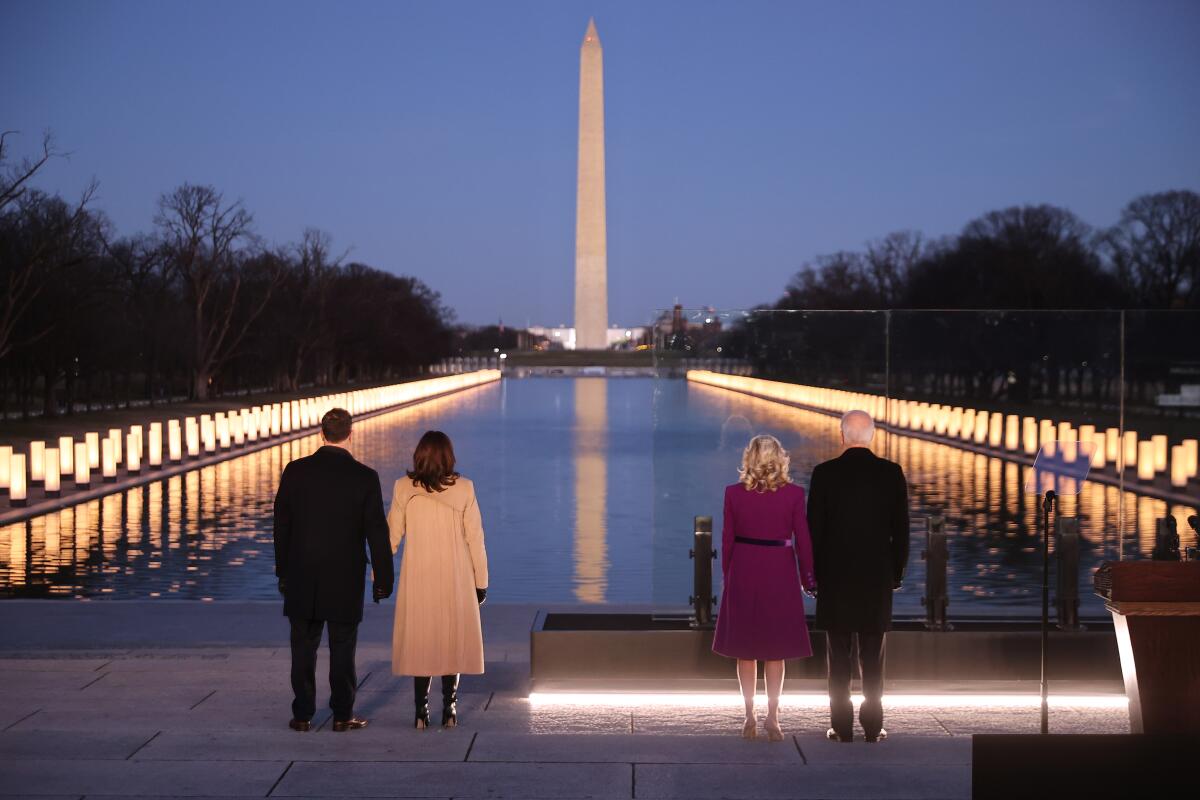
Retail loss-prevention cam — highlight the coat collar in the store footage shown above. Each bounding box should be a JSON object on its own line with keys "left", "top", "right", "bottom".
{"left": 840, "top": 446, "right": 875, "bottom": 459}
{"left": 317, "top": 444, "right": 354, "bottom": 459}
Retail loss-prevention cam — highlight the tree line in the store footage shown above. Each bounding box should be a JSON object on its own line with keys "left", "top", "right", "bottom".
{"left": 0, "top": 132, "right": 454, "bottom": 418}
{"left": 698, "top": 192, "right": 1200, "bottom": 424}
{"left": 772, "top": 192, "right": 1199, "bottom": 311}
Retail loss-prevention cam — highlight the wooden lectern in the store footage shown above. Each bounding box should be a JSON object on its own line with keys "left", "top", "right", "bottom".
{"left": 1094, "top": 561, "right": 1200, "bottom": 733}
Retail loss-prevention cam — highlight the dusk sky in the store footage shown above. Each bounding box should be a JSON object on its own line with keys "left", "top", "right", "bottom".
{"left": 3, "top": 0, "right": 1198, "bottom": 326}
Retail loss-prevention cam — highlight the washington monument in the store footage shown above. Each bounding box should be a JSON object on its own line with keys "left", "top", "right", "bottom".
{"left": 573, "top": 18, "right": 607, "bottom": 350}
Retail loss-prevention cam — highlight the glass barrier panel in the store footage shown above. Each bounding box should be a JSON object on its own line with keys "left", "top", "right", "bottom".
{"left": 888, "top": 310, "right": 1122, "bottom": 619}
{"left": 1122, "top": 310, "right": 1200, "bottom": 562}
{"left": 651, "top": 308, "right": 887, "bottom": 609}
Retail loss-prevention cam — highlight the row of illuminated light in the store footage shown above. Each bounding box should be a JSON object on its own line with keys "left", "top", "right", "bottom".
{"left": 686, "top": 371, "right": 1199, "bottom": 488}
{"left": 527, "top": 691, "right": 1127, "bottom": 710}
{"left": 0, "top": 370, "right": 501, "bottom": 508}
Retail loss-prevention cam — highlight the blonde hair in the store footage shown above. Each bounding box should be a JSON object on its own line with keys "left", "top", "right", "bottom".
{"left": 739, "top": 434, "right": 792, "bottom": 492}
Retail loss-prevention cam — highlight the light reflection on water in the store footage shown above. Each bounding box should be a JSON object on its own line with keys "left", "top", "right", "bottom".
{"left": 0, "top": 379, "right": 653, "bottom": 602}
{"left": 1, "top": 377, "right": 1193, "bottom": 616}
{"left": 658, "top": 381, "right": 1197, "bottom": 616}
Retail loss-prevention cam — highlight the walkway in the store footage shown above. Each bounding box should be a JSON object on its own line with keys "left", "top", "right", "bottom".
{"left": 0, "top": 602, "right": 1127, "bottom": 799}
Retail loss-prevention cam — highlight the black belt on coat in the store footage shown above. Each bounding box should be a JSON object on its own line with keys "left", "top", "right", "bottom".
{"left": 734, "top": 536, "right": 792, "bottom": 547}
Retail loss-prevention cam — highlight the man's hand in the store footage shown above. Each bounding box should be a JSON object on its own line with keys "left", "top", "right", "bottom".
{"left": 372, "top": 584, "right": 391, "bottom": 604}
{"left": 476, "top": 587, "right": 487, "bottom": 605}
{"left": 277, "top": 577, "right": 287, "bottom": 596}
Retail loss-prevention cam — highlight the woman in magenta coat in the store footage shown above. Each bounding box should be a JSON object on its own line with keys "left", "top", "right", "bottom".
{"left": 712, "top": 434, "right": 817, "bottom": 741}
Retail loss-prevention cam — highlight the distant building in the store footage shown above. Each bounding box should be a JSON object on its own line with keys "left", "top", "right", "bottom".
{"left": 526, "top": 324, "right": 648, "bottom": 351}
{"left": 652, "top": 304, "right": 723, "bottom": 351}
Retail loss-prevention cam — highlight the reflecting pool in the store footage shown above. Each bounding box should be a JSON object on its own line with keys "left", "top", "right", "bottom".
{"left": 1, "top": 377, "right": 1193, "bottom": 617}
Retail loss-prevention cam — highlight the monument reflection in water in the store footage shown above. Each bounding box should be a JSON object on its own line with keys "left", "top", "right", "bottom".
{"left": 1, "top": 377, "right": 1193, "bottom": 615}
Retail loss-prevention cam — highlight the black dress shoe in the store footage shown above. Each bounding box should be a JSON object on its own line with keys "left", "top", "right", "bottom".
{"left": 331, "top": 718, "right": 368, "bottom": 732}
{"left": 288, "top": 719, "right": 310, "bottom": 732}
{"left": 864, "top": 728, "right": 888, "bottom": 743}
{"left": 826, "top": 727, "right": 853, "bottom": 743}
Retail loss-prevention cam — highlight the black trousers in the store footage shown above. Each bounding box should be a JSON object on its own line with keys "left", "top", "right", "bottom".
{"left": 289, "top": 616, "right": 359, "bottom": 722}
{"left": 826, "top": 631, "right": 886, "bottom": 737}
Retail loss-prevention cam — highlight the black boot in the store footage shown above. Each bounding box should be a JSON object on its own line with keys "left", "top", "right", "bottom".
{"left": 441, "top": 674, "right": 459, "bottom": 728}
{"left": 414, "top": 676, "right": 432, "bottom": 730}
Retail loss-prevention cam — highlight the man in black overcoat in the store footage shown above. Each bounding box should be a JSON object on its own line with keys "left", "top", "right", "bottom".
{"left": 273, "top": 407, "right": 394, "bottom": 732}
{"left": 807, "top": 409, "right": 910, "bottom": 743}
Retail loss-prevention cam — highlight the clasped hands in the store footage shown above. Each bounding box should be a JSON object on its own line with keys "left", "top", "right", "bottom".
{"left": 281, "top": 578, "right": 484, "bottom": 605}
{"left": 371, "top": 584, "right": 486, "bottom": 605}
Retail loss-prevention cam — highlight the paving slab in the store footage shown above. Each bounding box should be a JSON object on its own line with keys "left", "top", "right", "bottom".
{"left": 93, "top": 669, "right": 298, "bottom": 692}
{"left": 1062, "top": 708, "right": 1130, "bottom": 733}
{"left": 0, "top": 657, "right": 112, "bottom": 672}
{"left": 0, "top": 758, "right": 288, "bottom": 797}
{"left": 0, "top": 704, "right": 44, "bottom": 732}
{"left": 636, "top": 763, "right": 970, "bottom": 799}
{"left": 796, "top": 734, "right": 971, "bottom": 764}
{"left": 0, "top": 684, "right": 216, "bottom": 709}
{"left": 0, "top": 730, "right": 156, "bottom": 760}
{"left": 460, "top": 698, "right": 632, "bottom": 735}
{"left": 349, "top": 690, "right": 490, "bottom": 723}
{"left": 10, "top": 707, "right": 331, "bottom": 733}
{"left": 469, "top": 732, "right": 803, "bottom": 764}
{"left": 930, "top": 707, "right": 1055, "bottom": 735}
{"left": 273, "top": 761, "right": 631, "bottom": 798}
{"left": 631, "top": 706, "right": 830, "bottom": 736}
{"left": 134, "top": 729, "right": 472, "bottom": 762}
{"left": 362, "top": 663, "right": 527, "bottom": 694}
{"left": 0, "top": 670, "right": 97, "bottom": 690}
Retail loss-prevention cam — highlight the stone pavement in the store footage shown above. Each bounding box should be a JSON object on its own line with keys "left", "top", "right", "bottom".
{"left": 0, "top": 602, "right": 1128, "bottom": 799}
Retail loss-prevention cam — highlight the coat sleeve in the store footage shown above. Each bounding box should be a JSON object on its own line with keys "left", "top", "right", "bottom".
{"left": 387, "top": 480, "right": 407, "bottom": 555}
{"left": 272, "top": 463, "right": 293, "bottom": 578}
{"left": 891, "top": 464, "right": 911, "bottom": 586}
{"left": 364, "top": 471, "right": 394, "bottom": 594}
{"left": 792, "top": 486, "right": 817, "bottom": 591}
{"left": 806, "top": 465, "right": 826, "bottom": 585}
{"left": 721, "top": 485, "right": 736, "bottom": 580}
{"left": 464, "top": 484, "right": 489, "bottom": 590}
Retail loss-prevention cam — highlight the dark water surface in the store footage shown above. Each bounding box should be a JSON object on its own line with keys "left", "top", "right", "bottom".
{"left": 2, "top": 377, "right": 1192, "bottom": 617}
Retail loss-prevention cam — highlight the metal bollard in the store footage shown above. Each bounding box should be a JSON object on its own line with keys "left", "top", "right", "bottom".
{"left": 1054, "top": 517, "right": 1083, "bottom": 631}
{"left": 921, "top": 515, "right": 952, "bottom": 631}
{"left": 1152, "top": 517, "right": 1181, "bottom": 561}
{"left": 689, "top": 516, "right": 717, "bottom": 628}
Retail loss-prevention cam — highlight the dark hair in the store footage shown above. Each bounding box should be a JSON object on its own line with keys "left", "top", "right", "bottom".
{"left": 407, "top": 430, "right": 459, "bottom": 492}
{"left": 321, "top": 408, "right": 353, "bottom": 443}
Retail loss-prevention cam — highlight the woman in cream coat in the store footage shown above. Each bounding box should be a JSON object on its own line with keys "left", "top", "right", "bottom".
{"left": 387, "top": 430, "right": 489, "bottom": 729}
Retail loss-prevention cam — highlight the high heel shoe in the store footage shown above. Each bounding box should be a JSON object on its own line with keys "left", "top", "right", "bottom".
{"left": 741, "top": 717, "right": 757, "bottom": 740}
{"left": 764, "top": 716, "right": 784, "bottom": 742}
{"left": 441, "top": 674, "right": 459, "bottom": 728}
{"left": 414, "top": 676, "right": 432, "bottom": 730}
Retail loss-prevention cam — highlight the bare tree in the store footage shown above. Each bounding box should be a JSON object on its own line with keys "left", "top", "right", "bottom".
{"left": 0, "top": 130, "right": 55, "bottom": 211}
{"left": 0, "top": 131, "right": 97, "bottom": 360}
{"left": 154, "top": 183, "right": 281, "bottom": 398}
{"left": 101, "top": 227, "right": 178, "bottom": 405}
{"left": 1100, "top": 190, "right": 1200, "bottom": 308}
{"left": 284, "top": 228, "right": 344, "bottom": 389}
{"left": 865, "top": 231, "right": 924, "bottom": 307}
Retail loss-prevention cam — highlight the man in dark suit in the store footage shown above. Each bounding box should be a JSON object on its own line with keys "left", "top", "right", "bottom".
{"left": 273, "top": 407, "right": 394, "bottom": 732}
{"left": 807, "top": 409, "right": 909, "bottom": 743}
